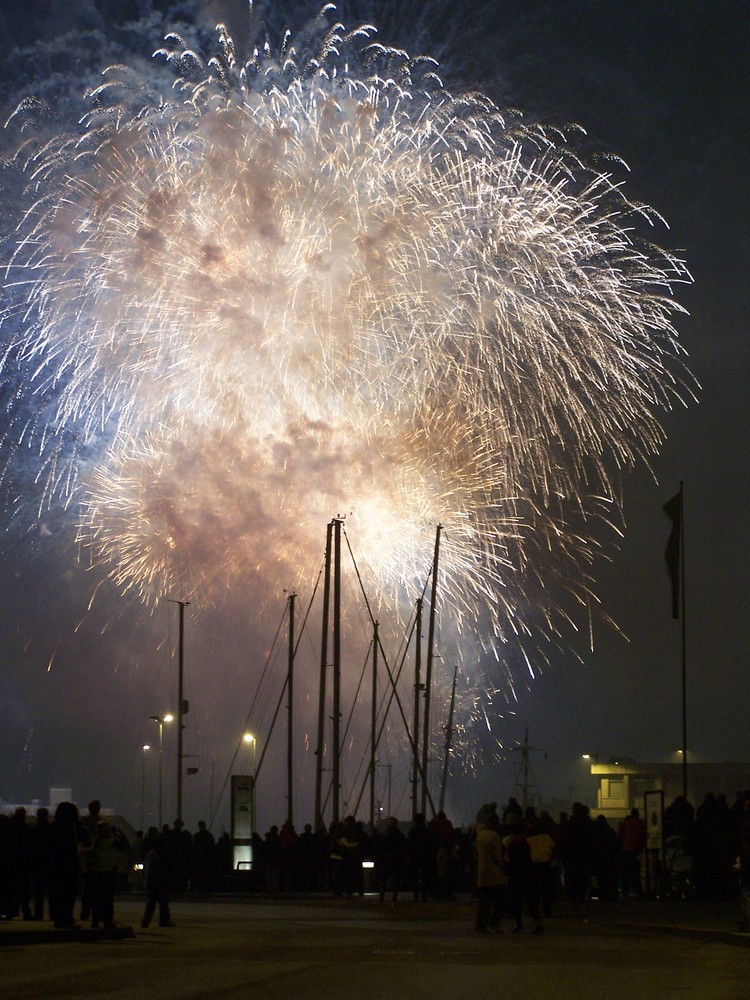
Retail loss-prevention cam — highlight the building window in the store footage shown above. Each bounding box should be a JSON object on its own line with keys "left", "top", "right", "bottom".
{"left": 605, "top": 779, "right": 624, "bottom": 801}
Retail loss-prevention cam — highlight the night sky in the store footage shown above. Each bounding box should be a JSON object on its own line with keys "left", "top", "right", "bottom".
{"left": 0, "top": 0, "right": 747, "bottom": 832}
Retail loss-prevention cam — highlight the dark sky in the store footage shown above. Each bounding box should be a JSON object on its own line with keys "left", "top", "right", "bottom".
{"left": 0, "top": 0, "right": 747, "bottom": 831}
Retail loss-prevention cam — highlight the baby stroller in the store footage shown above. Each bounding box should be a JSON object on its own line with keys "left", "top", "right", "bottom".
{"left": 660, "top": 835, "right": 694, "bottom": 901}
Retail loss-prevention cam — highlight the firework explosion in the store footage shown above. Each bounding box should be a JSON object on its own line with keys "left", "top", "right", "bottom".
{"left": 2, "top": 7, "right": 690, "bottom": 701}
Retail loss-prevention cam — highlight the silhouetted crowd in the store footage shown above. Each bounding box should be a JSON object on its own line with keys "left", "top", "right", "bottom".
{"left": 0, "top": 799, "right": 133, "bottom": 928}
{"left": 1, "top": 789, "right": 749, "bottom": 928}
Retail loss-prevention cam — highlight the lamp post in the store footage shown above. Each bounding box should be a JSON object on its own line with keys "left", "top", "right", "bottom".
{"left": 243, "top": 733, "right": 257, "bottom": 838}
{"left": 140, "top": 744, "right": 151, "bottom": 831}
{"left": 581, "top": 753, "right": 603, "bottom": 811}
{"left": 243, "top": 732, "right": 257, "bottom": 771}
{"left": 150, "top": 713, "right": 173, "bottom": 829}
{"left": 168, "top": 599, "right": 190, "bottom": 825}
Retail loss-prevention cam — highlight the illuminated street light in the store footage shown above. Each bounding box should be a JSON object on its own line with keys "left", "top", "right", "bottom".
{"left": 243, "top": 732, "right": 257, "bottom": 772}
{"left": 242, "top": 733, "right": 257, "bottom": 842}
{"left": 140, "top": 744, "right": 151, "bottom": 831}
{"left": 150, "top": 714, "right": 174, "bottom": 829}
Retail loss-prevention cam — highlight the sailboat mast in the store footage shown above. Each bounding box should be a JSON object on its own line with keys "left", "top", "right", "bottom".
{"left": 369, "top": 620, "right": 379, "bottom": 829}
{"left": 411, "top": 597, "right": 423, "bottom": 820}
{"left": 421, "top": 524, "right": 441, "bottom": 816}
{"left": 438, "top": 664, "right": 457, "bottom": 813}
{"left": 332, "top": 517, "right": 342, "bottom": 824}
{"left": 287, "top": 591, "right": 296, "bottom": 827}
{"left": 170, "top": 599, "right": 190, "bottom": 826}
{"left": 314, "top": 522, "right": 332, "bottom": 830}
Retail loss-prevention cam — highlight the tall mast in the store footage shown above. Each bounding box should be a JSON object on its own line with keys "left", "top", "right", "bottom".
{"left": 369, "top": 620, "right": 379, "bottom": 829}
{"left": 664, "top": 483, "right": 687, "bottom": 799}
{"left": 510, "top": 724, "right": 545, "bottom": 810}
{"left": 314, "top": 522, "right": 333, "bottom": 830}
{"left": 170, "top": 599, "right": 190, "bottom": 826}
{"left": 679, "top": 482, "right": 687, "bottom": 800}
{"left": 286, "top": 591, "right": 296, "bottom": 827}
{"left": 421, "top": 524, "right": 441, "bottom": 816}
{"left": 332, "top": 517, "right": 342, "bottom": 824}
{"left": 411, "top": 597, "right": 423, "bottom": 820}
{"left": 438, "top": 664, "right": 458, "bottom": 813}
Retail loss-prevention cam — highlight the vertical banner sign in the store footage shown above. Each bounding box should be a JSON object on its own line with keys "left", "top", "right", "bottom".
{"left": 231, "top": 774, "right": 255, "bottom": 871}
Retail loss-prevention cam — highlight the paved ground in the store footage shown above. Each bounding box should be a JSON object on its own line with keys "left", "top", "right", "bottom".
{"left": 2, "top": 891, "right": 747, "bottom": 946}
{"left": 2, "top": 894, "right": 749, "bottom": 1000}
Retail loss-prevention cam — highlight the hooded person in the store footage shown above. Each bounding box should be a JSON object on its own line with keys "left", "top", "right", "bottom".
{"left": 475, "top": 803, "right": 498, "bottom": 832}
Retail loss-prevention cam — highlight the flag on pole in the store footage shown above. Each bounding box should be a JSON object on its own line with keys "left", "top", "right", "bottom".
{"left": 663, "top": 490, "right": 682, "bottom": 619}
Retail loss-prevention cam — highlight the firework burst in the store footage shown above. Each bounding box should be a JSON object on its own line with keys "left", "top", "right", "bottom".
{"left": 2, "top": 7, "right": 690, "bottom": 697}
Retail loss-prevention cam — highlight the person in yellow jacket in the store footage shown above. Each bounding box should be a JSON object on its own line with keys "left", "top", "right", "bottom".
{"left": 526, "top": 813, "right": 557, "bottom": 918}
{"left": 474, "top": 812, "right": 507, "bottom": 932}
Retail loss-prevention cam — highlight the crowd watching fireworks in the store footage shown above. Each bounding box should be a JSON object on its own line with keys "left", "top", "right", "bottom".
{"left": 1, "top": 791, "right": 749, "bottom": 932}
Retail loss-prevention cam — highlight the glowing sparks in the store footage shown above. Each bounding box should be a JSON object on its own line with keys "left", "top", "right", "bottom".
{"left": 2, "top": 10, "right": 691, "bottom": 676}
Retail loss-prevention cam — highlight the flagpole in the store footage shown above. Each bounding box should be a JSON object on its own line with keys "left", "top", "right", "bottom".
{"left": 679, "top": 481, "right": 687, "bottom": 800}
{"left": 664, "top": 484, "right": 687, "bottom": 800}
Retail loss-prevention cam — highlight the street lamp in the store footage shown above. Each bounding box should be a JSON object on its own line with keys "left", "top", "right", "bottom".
{"left": 242, "top": 733, "right": 257, "bottom": 840}
{"left": 150, "top": 713, "right": 174, "bottom": 829}
{"left": 580, "top": 754, "right": 605, "bottom": 811}
{"left": 242, "top": 732, "right": 257, "bottom": 772}
{"left": 140, "top": 744, "right": 151, "bottom": 831}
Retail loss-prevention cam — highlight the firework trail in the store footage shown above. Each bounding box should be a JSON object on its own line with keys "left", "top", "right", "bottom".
{"left": 1, "top": 5, "right": 690, "bottom": 710}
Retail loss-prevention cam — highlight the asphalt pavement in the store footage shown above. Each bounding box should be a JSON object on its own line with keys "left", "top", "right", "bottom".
{"left": 1, "top": 892, "right": 748, "bottom": 948}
